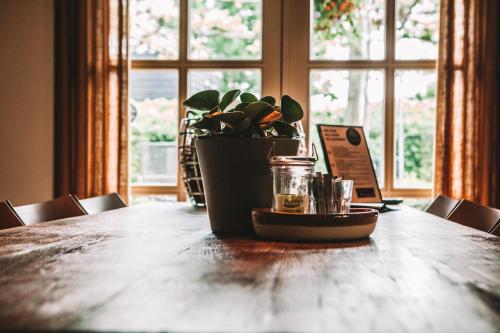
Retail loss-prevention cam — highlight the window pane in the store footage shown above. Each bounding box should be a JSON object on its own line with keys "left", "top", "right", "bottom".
{"left": 311, "top": 0, "right": 385, "bottom": 60}
{"left": 394, "top": 70, "right": 436, "bottom": 188}
{"left": 310, "top": 70, "right": 385, "bottom": 187}
{"left": 130, "top": 70, "right": 179, "bottom": 185}
{"left": 130, "top": 0, "right": 179, "bottom": 60}
{"left": 188, "top": 0, "right": 262, "bottom": 60}
{"left": 395, "top": 0, "right": 440, "bottom": 60}
{"left": 131, "top": 194, "right": 179, "bottom": 205}
{"left": 187, "top": 69, "right": 261, "bottom": 97}
{"left": 404, "top": 197, "right": 433, "bottom": 210}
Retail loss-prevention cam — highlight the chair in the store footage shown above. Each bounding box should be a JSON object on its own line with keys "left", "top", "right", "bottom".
{"left": 12, "top": 195, "right": 87, "bottom": 226}
{"left": 76, "top": 192, "right": 127, "bottom": 215}
{"left": 446, "top": 199, "right": 500, "bottom": 233}
{"left": 490, "top": 221, "right": 500, "bottom": 236}
{"left": 425, "top": 195, "right": 460, "bottom": 219}
{"left": 0, "top": 201, "right": 24, "bottom": 230}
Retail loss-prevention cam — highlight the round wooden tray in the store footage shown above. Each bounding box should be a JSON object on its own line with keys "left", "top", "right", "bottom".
{"left": 251, "top": 208, "right": 379, "bottom": 242}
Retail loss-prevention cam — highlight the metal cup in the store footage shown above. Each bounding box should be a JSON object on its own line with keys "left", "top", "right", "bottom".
{"left": 331, "top": 180, "right": 353, "bottom": 214}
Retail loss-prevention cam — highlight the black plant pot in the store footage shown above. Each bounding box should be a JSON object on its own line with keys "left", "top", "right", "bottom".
{"left": 195, "top": 137, "right": 299, "bottom": 236}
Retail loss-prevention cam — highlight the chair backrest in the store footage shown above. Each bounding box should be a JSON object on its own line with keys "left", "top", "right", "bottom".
{"left": 0, "top": 201, "right": 24, "bottom": 230}
{"left": 490, "top": 221, "right": 500, "bottom": 236}
{"left": 76, "top": 192, "right": 127, "bottom": 215}
{"left": 425, "top": 195, "right": 460, "bottom": 219}
{"left": 446, "top": 199, "right": 500, "bottom": 233}
{"left": 13, "top": 195, "right": 87, "bottom": 225}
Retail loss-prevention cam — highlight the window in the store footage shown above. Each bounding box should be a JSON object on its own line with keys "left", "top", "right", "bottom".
{"left": 130, "top": 0, "right": 439, "bottom": 200}
{"left": 130, "top": 0, "right": 280, "bottom": 200}
{"left": 285, "top": 0, "right": 439, "bottom": 198}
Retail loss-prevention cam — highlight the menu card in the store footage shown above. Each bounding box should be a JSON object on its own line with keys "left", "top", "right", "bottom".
{"left": 317, "top": 125, "right": 383, "bottom": 204}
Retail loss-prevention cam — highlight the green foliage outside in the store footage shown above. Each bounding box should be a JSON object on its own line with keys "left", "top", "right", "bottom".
{"left": 396, "top": 82, "right": 436, "bottom": 184}
{"left": 189, "top": 0, "right": 261, "bottom": 60}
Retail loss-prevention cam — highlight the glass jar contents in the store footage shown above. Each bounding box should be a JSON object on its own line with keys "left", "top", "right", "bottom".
{"left": 269, "top": 156, "right": 315, "bottom": 214}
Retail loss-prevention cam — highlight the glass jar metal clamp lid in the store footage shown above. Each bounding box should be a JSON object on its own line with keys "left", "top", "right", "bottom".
{"left": 268, "top": 144, "right": 318, "bottom": 214}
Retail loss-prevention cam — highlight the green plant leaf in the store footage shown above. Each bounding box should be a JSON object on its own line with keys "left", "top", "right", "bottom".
{"left": 190, "top": 116, "right": 221, "bottom": 132}
{"left": 210, "top": 111, "right": 246, "bottom": 126}
{"left": 183, "top": 90, "right": 220, "bottom": 111}
{"left": 219, "top": 89, "right": 241, "bottom": 112}
{"left": 235, "top": 102, "right": 249, "bottom": 111}
{"left": 242, "top": 102, "right": 274, "bottom": 124}
{"left": 280, "top": 95, "right": 304, "bottom": 123}
{"left": 260, "top": 96, "right": 276, "bottom": 106}
{"left": 240, "top": 92, "right": 258, "bottom": 103}
{"left": 232, "top": 117, "right": 252, "bottom": 133}
{"left": 273, "top": 121, "right": 299, "bottom": 138}
{"left": 183, "top": 89, "right": 304, "bottom": 138}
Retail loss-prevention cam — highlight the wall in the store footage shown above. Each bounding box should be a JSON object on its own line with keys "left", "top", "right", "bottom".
{"left": 0, "top": 0, "right": 54, "bottom": 205}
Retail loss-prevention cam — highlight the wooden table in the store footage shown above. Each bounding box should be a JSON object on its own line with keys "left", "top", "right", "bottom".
{"left": 0, "top": 203, "right": 499, "bottom": 333}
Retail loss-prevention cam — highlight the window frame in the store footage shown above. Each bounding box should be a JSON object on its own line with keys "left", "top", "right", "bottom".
{"left": 130, "top": 0, "right": 437, "bottom": 200}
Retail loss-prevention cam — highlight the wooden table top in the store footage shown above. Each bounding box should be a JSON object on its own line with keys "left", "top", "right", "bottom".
{"left": 0, "top": 203, "right": 499, "bottom": 333}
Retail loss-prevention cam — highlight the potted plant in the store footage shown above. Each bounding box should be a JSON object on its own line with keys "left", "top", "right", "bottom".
{"left": 183, "top": 89, "right": 304, "bottom": 236}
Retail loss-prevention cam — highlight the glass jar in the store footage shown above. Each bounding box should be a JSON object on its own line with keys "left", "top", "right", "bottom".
{"left": 269, "top": 156, "right": 315, "bottom": 214}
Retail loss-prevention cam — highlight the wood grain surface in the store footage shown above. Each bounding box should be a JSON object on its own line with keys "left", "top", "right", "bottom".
{"left": 0, "top": 203, "right": 498, "bottom": 333}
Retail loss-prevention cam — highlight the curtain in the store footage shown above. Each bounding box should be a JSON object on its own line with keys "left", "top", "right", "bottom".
{"left": 54, "top": 0, "right": 129, "bottom": 201}
{"left": 435, "top": 0, "right": 500, "bottom": 207}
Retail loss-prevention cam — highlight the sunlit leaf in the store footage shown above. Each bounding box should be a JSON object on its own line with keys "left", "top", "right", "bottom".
{"left": 219, "top": 89, "right": 241, "bottom": 111}
{"left": 258, "top": 110, "right": 282, "bottom": 124}
{"left": 240, "top": 92, "right": 258, "bottom": 103}
{"left": 183, "top": 90, "right": 220, "bottom": 111}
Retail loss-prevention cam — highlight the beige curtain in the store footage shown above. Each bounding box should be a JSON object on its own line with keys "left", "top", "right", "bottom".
{"left": 435, "top": 0, "right": 500, "bottom": 207}
{"left": 55, "top": 0, "right": 129, "bottom": 201}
